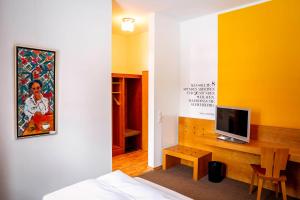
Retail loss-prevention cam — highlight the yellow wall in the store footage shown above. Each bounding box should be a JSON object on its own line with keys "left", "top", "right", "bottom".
{"left": 112, "top": 32, "right": 148, "bottom": 74}
{"left": 112, "top": 34, "right": 129, "bottom": 73}
{"left": 218, "top": 0, "right": 300, "bottom": 128}
{"left": 128, "top": 32, "right": 149, "bottom": 73}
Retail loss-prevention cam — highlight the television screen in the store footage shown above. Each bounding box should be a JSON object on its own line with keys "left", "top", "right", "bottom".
{"left": 216, "top": 107, "right": 250, "bottom": 142}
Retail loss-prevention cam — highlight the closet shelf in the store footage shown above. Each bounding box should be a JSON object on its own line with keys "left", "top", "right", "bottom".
{"left": 112, "top": 92, "right": 120, "bottom": 94}
{"left": 125, "top": 129, "right": 141, "bottom": 138}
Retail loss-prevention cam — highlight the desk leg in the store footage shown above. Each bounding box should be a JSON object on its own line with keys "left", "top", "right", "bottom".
{"left": 163, "top": 154, "right": 180, "bottom": 170}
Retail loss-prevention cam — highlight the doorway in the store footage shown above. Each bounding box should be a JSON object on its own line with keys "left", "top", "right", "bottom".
{"left": 111, "top": 0, "right": 149, "bottom": 176}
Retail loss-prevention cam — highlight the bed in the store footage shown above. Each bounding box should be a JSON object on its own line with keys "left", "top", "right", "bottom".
{"left": 43, "top": 170, "right": 192, "bottom": 200}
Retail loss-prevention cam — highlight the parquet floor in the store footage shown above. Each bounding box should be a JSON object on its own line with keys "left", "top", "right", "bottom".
{"left": 112, "top": 150, "right": 153, "bottom": 176}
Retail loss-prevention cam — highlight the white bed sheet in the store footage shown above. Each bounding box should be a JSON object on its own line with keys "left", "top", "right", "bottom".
{"left": 43, "top": 170, "right": 192, "bottom": 200}
{"left": 134, "top": 177, "right": 192, "bottom": 200}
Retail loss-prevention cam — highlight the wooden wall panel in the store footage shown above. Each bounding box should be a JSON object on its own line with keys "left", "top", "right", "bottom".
{"left": 250, "top": 125, "right": 300, "bottom": 146}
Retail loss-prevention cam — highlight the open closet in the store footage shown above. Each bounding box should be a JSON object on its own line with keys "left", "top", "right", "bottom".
{"left": 112, "top": 72, "right": 147, "bottom": 156}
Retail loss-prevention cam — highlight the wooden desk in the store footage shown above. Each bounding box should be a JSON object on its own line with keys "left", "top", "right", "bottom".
{"left": 193, "top": 136, "right": 300, "bottom": 163}
{"left": 163, "top": 145, "right": 212, "bottom": 181}
{"left": 178, "top": 117, "right": 300, "bottom": 199}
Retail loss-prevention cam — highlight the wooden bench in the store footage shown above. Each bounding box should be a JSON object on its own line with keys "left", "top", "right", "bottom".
{"left": 163, "top": 145, "right": 212, "bottom": 181}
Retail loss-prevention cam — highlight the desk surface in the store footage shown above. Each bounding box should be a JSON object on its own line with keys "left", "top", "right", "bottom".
{"left": 193, "top": 136, "right": 300, "bottom": 163}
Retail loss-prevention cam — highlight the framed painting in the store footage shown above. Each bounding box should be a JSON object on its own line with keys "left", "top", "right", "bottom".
{"left": 16, "top": 46, "right": 56, "bottom": 138}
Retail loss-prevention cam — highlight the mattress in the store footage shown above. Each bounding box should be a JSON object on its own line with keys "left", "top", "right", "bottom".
{"left": 43, "top": 170, "right": 192, "bottom": 200}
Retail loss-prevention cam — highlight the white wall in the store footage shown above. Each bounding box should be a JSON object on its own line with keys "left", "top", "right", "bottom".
{"left": 0, "top": 1, "right": 112, "bottom": 200}
{"left": 179, "top": 14, "right": 218, "bottom": 119}
{"left": 148, "top": 13, "right": 180, "bottom": 167}
{"left": 148, "top": 14, "right": 218, "bottom": 167}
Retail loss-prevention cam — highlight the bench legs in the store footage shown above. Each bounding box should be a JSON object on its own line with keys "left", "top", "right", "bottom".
{"left": 193, "top": 159, "right": 199, "bottom": 181}
{"left": 163, "top": 154, "right": 181, "bottom": 170}
{"left": 163, "top": 153, "right": 212, "bottom": 181}
{"left": 193, "top": 153, "right": 212, "bottom": 181}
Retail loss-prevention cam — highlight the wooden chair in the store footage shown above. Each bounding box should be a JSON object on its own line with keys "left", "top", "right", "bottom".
{"left": 249, "top": 147, "right": 289, "bottom": 200}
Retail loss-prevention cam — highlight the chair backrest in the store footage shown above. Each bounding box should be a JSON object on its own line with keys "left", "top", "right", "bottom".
{"left": 260, "top": 147, "right": 289, "bottom": 178}
{"left": 273, "top": 148, "right": 289, "bottom": 178}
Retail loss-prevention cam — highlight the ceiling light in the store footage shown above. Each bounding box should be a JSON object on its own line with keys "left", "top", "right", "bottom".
{"left": 121, "top": 18, "right": 135, "bottom": 32}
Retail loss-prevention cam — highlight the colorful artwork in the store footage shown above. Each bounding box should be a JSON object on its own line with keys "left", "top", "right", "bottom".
{"left": 16, "top": 46, "right": 56, "bottom": 138}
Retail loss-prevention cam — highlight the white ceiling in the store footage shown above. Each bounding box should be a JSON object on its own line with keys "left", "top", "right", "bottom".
{"left": 113, "top": 0, "right": 266, "bottom": 35}
{"left": 112, "top": 0, "right": 149, "bottom": 35}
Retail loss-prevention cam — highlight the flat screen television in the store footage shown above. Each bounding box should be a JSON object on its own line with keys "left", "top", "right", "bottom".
{"left": 215, "top": 106, "right": 251, "bottom": 143}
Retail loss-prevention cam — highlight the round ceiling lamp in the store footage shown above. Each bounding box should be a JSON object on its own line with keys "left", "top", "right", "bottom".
{"left": 121, "top": 18, "right": 135, "bottom": 32}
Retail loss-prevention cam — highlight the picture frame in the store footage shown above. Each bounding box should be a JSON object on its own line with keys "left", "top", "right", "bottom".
{"left": 16, "top": 46, "right": 56, "bottom": 138}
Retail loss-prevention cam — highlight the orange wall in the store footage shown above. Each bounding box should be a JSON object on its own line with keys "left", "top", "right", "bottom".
{"left": 218, "top": 0, "right": 300, "bottom": 128}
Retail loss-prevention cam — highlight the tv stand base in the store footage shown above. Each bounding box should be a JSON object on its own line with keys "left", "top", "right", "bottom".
{"left": 217, "top": 135, "right": 247, "bottom": 144}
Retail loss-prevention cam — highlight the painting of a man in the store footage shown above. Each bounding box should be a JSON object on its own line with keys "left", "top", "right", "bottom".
{"left": 16, "top": 46, "right": 56, "bottom": 138}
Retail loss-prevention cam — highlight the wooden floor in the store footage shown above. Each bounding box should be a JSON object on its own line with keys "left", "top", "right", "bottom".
{"left": 112, "top": 150, "right": 152, "bottom": 176}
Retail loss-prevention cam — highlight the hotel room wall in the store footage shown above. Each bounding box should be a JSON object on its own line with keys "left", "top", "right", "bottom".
{"left": 179, "top": 14, "right": 218, "bottom": 119}
{"left": 112, "top": 34, "right": 130, "bottom": 73}
{"left": 112, "top": 32, "right": 148, "bottom": 74}
{"left": 148, "top": 13, "right": 180, "bottom": 167}
{"left": 0, "top": 0, "right": 112, "bottom": 200}
{"left": 128, "top": 32, "right": 149, "bottom": 73}
{"left": 177, "top": 0, "right": 300, "bottom": 197}
{"left": 218, "top": 0, "right": 300, "bottom": 128}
